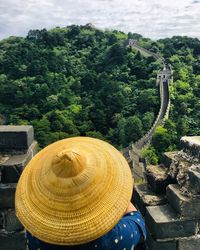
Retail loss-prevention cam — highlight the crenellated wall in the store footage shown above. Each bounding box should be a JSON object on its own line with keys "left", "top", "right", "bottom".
{"left": 0, "top": 126, "right": 37, "bottom": 250}
{"left": 133, "top": 136, "right": 200, "bottom": 250}
{"left": 123, "top": 40, "right": 174, "bottom": 182}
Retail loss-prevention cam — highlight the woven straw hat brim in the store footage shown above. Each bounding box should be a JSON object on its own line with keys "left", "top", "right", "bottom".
{"left": 15, "top": 137, "right": 133, "bottom": 245}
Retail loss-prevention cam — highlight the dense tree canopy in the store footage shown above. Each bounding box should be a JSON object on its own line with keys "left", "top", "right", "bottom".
{"left": 0, "top": 25, "right": 200, "bottom": 159}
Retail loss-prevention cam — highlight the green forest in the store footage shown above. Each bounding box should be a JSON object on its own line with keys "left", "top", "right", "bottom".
{"left": 0, "top": 25, "right": 200, "bottom": 162}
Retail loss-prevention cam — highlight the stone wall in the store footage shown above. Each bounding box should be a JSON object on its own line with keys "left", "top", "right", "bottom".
{"left": 133, "top": 136, "right": 200, "bottom": 250}
{"left": 0, "top": 126, "right": 37, "bottom": 250}
{"left": 1, "top": 125, "right": 200, "bottom": 249}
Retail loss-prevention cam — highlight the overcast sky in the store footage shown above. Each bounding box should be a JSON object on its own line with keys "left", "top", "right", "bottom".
{"left": 0, "top": 0, "right": 199, "bottom": 40}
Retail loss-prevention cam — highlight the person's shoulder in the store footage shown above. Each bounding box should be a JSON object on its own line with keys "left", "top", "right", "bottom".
{"left": 98, "top": 211, "right": 147, "bottom": 250}
{"left": 120, "top": 211, "right": 146, "bottom": 239}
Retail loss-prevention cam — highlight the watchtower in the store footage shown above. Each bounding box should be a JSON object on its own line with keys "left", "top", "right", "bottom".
{"left": 128, "top": 39, "right": 137, "bottom": 46}
{"left": 156, "top": 64, "right": 173, "bottom": 86}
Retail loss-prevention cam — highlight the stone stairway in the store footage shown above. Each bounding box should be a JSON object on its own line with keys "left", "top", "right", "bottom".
{"left": 133, "top": 136, "right": 200, "bottom": 250}
{"left": 0, "top": 126, "right": 37, "bottom": 250}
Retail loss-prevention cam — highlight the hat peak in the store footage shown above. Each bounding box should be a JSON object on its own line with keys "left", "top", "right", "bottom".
{"left": 52, "top": 149, "right": 85, "bottom": 178}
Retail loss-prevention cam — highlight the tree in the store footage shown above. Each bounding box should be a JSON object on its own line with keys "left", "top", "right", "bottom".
{"left": 1, "top": 25, "right": 199, "bottom": 152}
{"left": 152, "top": 126, "right": 171, "bottom": 160}
{"left": 142, "top": 147, "right": 158, "bottom": 165}
{"left": 125, "top": 116, "right": 143, "bottom": 142}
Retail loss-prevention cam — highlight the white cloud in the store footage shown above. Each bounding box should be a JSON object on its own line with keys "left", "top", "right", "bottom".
{"left": 0, "top": 0, "right": 199, "bottom": 39}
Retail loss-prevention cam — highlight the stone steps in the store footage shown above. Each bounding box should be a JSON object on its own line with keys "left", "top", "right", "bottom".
{"left": 166, "top": 184, "right": 200, "bottom": 219}
{"left": 145, "top": 204, "right": 198, "bottom": 239}
{"left": 145, "top": 165, "right": 176, "bottom": 194}
{"left": 132, "top": 136, "right": 200, "bottom": 250}
{"left": 132, "top": 183, "right": 167, "bottom": 216}
{"left": 162, "top": 151, "right": 178, "bottom": 168}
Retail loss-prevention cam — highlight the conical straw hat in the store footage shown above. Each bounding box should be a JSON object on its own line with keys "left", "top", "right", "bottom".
{"left": 15, "top": 137, "right": 133, "bottom": 245}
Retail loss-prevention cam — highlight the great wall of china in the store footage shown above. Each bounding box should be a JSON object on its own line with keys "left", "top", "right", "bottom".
{"left": 126, "top": 41, "right": 200, "bottom": 249}
{"left": 123, "top": 40, "right": 173, "bottom": 180}
{"left": 0, "top": 40, "right": 200, "bottom": 250}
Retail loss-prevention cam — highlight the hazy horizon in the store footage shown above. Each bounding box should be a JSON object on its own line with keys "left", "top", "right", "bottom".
{"left": 0, "top": 0, "right": 200, "bottom": 40}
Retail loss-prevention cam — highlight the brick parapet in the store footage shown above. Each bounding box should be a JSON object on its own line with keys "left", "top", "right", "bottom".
{"left": 134, "top": 136, "right": 200, "bottom": 250}
{"left": 0, "top": 125, "right": 37, "bottom": 250}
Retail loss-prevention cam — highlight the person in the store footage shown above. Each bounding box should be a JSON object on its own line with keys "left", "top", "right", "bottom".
{"left": 15, "top": 137, "right": 146, "bottom": 250}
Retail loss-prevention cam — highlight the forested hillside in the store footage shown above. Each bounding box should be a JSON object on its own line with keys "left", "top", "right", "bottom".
{"left": 0, "top": 25, "right": 199, "bottom": 160}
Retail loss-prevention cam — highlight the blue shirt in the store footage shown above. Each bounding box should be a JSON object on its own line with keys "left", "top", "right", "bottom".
{"left": 27, "top": 211, "right": 146, "bottom": 250}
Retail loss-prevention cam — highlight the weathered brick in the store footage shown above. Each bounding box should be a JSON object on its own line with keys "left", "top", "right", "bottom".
{"left": 4, "top": 209, "right": 23, "bottom": 232}
{"left": 0, "top": 141, "right": 38, "bottom": 183}
{"left": 0, "top": 230, "right": 26, "bottom": 250}
{"left": 181, "top": 136, "right": 200, "bottom": 162}
{"left": 0, "top": 183, "right": 16, "bottom": 209}
{"left": 167, "top": 184, "right": 200, "bottom": 219}
{"left": 188, "top": 167, "right": 200, "bottom": 193}
{"left": 162, "top": 151, "right": 178, "bottom": 168}
{"left": 132, "top": 183, "right": 167, "bottom": 216}
{"left": 145, "top": 204, "right": 197, "bottom": 239}
{"left": 0, "top": 125, "right": 34, "bottom": 153}
{"left": 145, "top": 165, "right": 176, "bottom": 194}
{"left": 146, "top": 228, "right": 177, "bottom": 250}
{"left": 178, "top": 235, "right": 200, "bottom": 250}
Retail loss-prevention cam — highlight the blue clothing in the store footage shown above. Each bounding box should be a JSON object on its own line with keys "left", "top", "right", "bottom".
{"left": 27, "top": 211, "right": 146, "bottom": 250}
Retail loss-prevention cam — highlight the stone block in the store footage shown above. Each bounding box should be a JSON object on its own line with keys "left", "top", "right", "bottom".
{"left": 0, "top": 230, "right": 26, "bottom": 250}
{"left": 0, "top": 141, "right": 38, "bottom": 183}
{"left": 162, "top": 151, "right": 178, "bottom": 168}
{"left": 167, "top": 184, "right": 200, "bottom": 219}
{"left": 180, "top": 136, "right": 200, "bottom": 163}
{"left": 178, "top": 235, "right": 200, "bottom": 250}
{"left": 146, "top": 229, "right": 177, "bottom": 250}
{"left": 145, "top": 165, "right": 176, "bottom": 194}
{"left": 4, "top": 209, "right": 23, "bottom": 232}
{"left": 0, "top": 211, "right": 3, "bottom": 229}
{"left": 0, "top": 125, "right": 34, "bottom": 153}
{"left": 132, "top": 183, "right": 167, "bottom": 216}
{"left": 145, "top": 204, "right": 197, "bottom": 239}
{"left": 188, "top": 166, "right": 200, "bottom": 193}
{"left": 0, "top": 183, "right": 16, "bottom": 209}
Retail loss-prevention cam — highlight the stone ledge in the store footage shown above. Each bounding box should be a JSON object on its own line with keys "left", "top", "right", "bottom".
{"left": 162, "top": 151, "right": 178, "bottom": 168}
{"left": 0, "top": 125, "right": 34, "bottom": 153}
{"left": 0, "top": 141, "right": 37, "bottom": 183}
{"left": 145, "top": 165, "right": 176, "bottom": 194}
{"left": 180, "top": 136, "right": 200, "bottom": 163}
{"left": 145, "top": 204, "right": 197, "bottom": 239}
{"left": 132, "top": 183, "right": 167, "bottom": 215}
{"left": 167, "top": 184, "right": 200, "bottom": 219}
